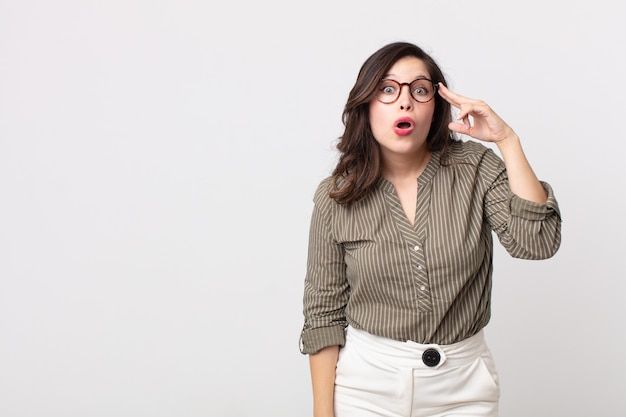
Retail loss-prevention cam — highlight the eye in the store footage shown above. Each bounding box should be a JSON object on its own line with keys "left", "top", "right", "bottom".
{"left": 410, "top": 79, "right": 433, "bottom": 97}
{"left": 380, "top": 84, "right": 396, "bottom": 95}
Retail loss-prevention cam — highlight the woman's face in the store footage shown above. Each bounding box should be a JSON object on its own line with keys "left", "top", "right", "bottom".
{"left": 369, "top": 56, "right": 436, "bottom": 161}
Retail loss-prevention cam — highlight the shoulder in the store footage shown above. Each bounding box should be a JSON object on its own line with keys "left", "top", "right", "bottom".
{"left": 311, "top": 176, "right": 342, "bottom": 213}
{"left": 443, "top": 139, "right": 494, "bottom": 162}
{"left": 312, "top": 174, "right": 357, "bottom": 203}
{"left": 311, "top": 175, "right": 383, "bottom": 214}
{"left": 442, "top": 140, "right": 504, "bottom": 169}
{"left": 312, "top": 176, "right": 333, "bottom": 202}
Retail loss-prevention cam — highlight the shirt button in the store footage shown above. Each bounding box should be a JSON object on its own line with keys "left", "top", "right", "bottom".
{"left": 413, "top": 245, "right": 420, "bottom": 251}
{"left": 417, "top": 265, "right": 422, "bottom": 270}
{"left": 420, "top": 285, "right": 426, "bottom": 291}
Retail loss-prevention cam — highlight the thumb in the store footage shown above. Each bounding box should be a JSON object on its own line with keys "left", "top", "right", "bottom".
{"left": 448, "top": 120, "right": 471, "bottom": 135}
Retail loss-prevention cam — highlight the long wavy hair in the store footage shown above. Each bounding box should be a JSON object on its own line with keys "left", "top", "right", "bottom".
{"left": 329, "top": 42, "right": 455, "bottom": 205}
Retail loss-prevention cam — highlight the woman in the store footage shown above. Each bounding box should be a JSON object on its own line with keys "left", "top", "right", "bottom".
{"left": 300, "top": 42, "right": 561, "bottom": 417}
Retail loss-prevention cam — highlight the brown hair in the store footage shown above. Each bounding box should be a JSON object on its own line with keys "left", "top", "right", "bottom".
{"left": 329, "top": 42, "right": 455, "bottom": 205}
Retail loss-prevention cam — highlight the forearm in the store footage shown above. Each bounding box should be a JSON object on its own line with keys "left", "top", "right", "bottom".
{"left": 309, "top": 345, "right": 339, "bottom": 417}
{"left": 437, "top": 83, "right": 551, "bottom": 204}
{"left": 496, "top": 134, "right": 547, "bottom": 203}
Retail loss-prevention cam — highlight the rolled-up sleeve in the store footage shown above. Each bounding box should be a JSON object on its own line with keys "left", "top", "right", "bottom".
{"left": 504, "top": 181, "right": 562, "bottom": 259}
{"left": 300, "top": 180, "right": 349, "bottom": 355}
{"left": 484, "top": 151, "right": 562, "bottom": 260}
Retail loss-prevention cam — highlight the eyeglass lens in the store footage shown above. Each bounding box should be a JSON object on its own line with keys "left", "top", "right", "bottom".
{"left": 376, "top": 79, "right": 436, "bottom": 103}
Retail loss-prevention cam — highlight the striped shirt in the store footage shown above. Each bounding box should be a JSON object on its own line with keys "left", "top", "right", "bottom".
{"left": 300, "top": 140, "right": 562, "bottom": 354}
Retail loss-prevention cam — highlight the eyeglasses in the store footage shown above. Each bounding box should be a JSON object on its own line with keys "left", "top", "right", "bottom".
{"left": 375, "top": 77, "right": 438, "bottom": 104}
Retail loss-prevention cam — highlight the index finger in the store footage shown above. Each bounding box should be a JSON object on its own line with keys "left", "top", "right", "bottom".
{"left": 437, "top": 83, "right": 472, "bottom": 107}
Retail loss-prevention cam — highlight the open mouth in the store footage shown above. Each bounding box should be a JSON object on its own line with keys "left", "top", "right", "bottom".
{"left": 393, "top": 118, "right": 415, "bottom": 136}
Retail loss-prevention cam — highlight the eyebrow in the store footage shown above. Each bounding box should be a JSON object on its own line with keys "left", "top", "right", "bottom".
{"left": 382, "top": 75, "right": 432, "bottom": 82}
{"left": 384, "top": 73, "right": 430, "bottom": 78}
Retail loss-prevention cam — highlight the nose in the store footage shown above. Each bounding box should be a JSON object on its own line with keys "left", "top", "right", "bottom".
{"left": 398, "top": 84, "right": 412, "bottom": 110}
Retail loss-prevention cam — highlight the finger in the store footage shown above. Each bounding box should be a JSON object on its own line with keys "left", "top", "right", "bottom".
{"left": 456, "top": 101, "right": 492, "bottom": 122}
{"left": 452, "top": 110, "right": 472, "bottom": 129}
{"left": 437, "top": 83, "right": 473, "bottom": 107}
{"left": 462, "top": 115, "right": 471, "bottom": 129}
{"left": 455, "top": 103, "right": 475, "bottom": 124}
{"left": 448, "top": 120, "right": 471, "bottom": 136}
{"left": 437, "top": 83, "right": 461, "bottom": 107}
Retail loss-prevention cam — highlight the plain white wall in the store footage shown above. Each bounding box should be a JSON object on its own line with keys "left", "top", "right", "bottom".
{"left": 1, "top": 1, "right": 624, "bottom": 416}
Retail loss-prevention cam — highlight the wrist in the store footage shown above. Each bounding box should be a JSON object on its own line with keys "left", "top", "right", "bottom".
{"left": 313, "top": 408, "right": 334, "bottom": 417}
{"left": 495, "top": 133, "right": 521, "bottom": 152}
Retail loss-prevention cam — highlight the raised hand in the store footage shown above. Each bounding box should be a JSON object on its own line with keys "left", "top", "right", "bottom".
{"left": 437, "top": 83, "right": 516, "bottom": 144}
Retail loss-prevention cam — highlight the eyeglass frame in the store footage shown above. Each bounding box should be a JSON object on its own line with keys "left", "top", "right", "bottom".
{"left": 375, "top": 77, "right": 439, "bottom": 104}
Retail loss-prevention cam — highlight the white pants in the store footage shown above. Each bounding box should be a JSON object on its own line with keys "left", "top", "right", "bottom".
{"left": 334, "top": 326, "right": 500, "bottom": 417}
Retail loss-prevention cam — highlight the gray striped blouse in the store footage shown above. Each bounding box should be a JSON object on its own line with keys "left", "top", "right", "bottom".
{"left": 300, "top": 140, "right": 561, "bottom": 355}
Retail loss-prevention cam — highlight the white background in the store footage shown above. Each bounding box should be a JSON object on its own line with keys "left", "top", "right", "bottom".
{"left": 1, "top": 1, "right": 624, "bottom": 416}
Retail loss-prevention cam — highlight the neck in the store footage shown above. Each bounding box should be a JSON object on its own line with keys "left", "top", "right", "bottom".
{"left": 381, "top": 150, "right": 432, "bottom": 182}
